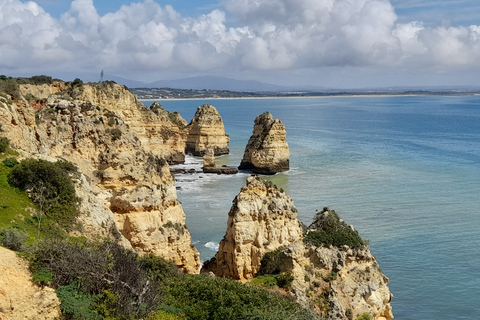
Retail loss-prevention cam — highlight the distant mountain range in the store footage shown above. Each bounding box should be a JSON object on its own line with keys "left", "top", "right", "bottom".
{"left": 104, "top": 75, "right": 480, "bottom": 94}
{"left": 105, "top": 75, "right": 333, "bottom": 92}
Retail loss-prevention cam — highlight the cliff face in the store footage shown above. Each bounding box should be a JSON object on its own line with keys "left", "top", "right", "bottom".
{"left": 185, "top": 104, "right": 229, "bottom": 156}
{"left": 0, "top": 247, "right": 61, "bottom": 320}
{"left": 202, "top": 176, "right": 303, "bottom": 280}
{"left": 203, "top": 177, "right": 393, "bottom": 320}
{"left": 0, "top": 82, "right": 200, "bottom": 273}
{"left": 72, "top": 84, "right": 187, "bottom": 164}
{"left": 239, "top": 112, "right": 289, "bottom": 174}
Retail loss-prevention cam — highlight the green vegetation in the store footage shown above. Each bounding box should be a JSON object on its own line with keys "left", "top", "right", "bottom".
{"left": 0, "top": 136, "right": 9, "bottom": 153}
{"left": 0, "top": 226, "right": 27, "bottom": 251}
{"left": 253, "top": 247, "right": 295, "bottom": 289}
{"left": 0, "top": 75, "right": 59, "bottom": 101}
{"left": 0, "top": 151, "right": 317, "bottom": 319}
{"left": 257, "top": 247, "right": 284, "bottom": 275}
{"left": 304, "top": 208, "right": 367, "bottom": 249}
{"left": 358, "top": 312, "right": 372, "bottom": 320}
{"left": 8, "top": 158, "right": 80, "bottom": 230}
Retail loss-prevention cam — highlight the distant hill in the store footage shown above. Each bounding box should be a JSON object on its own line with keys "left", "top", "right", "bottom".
{"left": 147, "top": 76, "right": 286, "bottom": 92}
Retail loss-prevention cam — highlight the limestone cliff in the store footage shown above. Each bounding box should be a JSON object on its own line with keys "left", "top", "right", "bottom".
{"left": 239, "top": 112, "right": 289, "bottom": 174}
{"left": 72, "top": 83, "right": 187, "bottom": 164}
{"left": 202, "top": 176, "right": 303, "bottom": 280}
{"left": 203, "top": 178, "right": 393, "bottom": 320}
{"left": 0, "top": 246, "right": 61, "bottom": 320}
{"left": 185, "top": 104, "right": 229, "bottom": 156}
{"left": 0, "top": 82, "right": 200, "bottom": 273}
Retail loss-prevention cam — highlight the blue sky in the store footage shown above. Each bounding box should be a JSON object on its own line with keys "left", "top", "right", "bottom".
{"left": 1, "top": 0, "right": 480, "bottom": 88}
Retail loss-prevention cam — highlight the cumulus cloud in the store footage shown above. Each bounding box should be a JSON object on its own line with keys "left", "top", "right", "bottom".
{"left": 1, "top": 0, "right": 480, "bottom": 83}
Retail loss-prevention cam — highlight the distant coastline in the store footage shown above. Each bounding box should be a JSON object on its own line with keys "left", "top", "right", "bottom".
{"left": 131, "top": 87, "right": 480, "bottom": 100}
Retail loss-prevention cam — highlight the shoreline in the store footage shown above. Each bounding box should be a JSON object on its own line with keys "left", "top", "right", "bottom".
{"left": 137, "top": 92, "right": 480, "bottom": 102}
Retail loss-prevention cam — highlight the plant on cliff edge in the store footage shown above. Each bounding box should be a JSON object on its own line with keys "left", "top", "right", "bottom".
{"left": 304, "top": 208, "right": 366, "bottom": 249}
{"left": 0, "top": 137, "right": 9, "bottom": 153}
{"left": 8, "top": 158, "right": 80, "bottom": 230}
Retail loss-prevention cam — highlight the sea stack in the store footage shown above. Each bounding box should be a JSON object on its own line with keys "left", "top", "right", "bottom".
{"left": 202, "top": 177, "right": 394, "bottom": 320}
{"left": 185, "top": 104, "right": 229, "bottom": 156}
{"left": 239, "top": 112, "right": 289, "bottom": 174}
{"left": 202, "top": 176, "right": 303, "bottom": 281}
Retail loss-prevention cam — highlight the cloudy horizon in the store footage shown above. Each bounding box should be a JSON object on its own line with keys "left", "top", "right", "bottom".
{"left": 1, "top": 0, "right": 480, "bottom": 88}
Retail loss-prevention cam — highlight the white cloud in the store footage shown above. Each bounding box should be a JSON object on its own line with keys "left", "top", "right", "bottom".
{"left": 1, "top": 0, "right": 480, "bottom": 85}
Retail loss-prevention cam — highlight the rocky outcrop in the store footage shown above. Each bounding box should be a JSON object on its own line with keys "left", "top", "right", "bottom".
{"left": 202, "top": 176, "right": 303, "bottom": 280}
{"left": 278, "top": 239, "right": 393, "bottom": 320}
{"left": 0, "top": 246, "right": 61, "bottom": 320}
{"left": 202, "top": 178, "right": 393, "bottom": 320}
{"left": 202, "top": 147, "right": 238, "bottom": 174}
{"left": 239, "top": 112, "right": 289, "bottom": 174}
{"left": 72, "top": 84, "right": 187, "bottom": 164}
{"left": 0, "top": 82, "right": 201, "bottom": 273}
{"left": 185, "top": 104, "right": 229, "bottom": 156}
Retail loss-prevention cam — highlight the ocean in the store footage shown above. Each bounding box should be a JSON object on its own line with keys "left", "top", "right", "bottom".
{"left": 141, "top": 96, "right": 480, "bottom": 319}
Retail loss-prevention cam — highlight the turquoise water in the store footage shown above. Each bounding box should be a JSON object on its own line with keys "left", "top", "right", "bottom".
{"left": 142, "top": 96, "right": 480, "bottom": 319}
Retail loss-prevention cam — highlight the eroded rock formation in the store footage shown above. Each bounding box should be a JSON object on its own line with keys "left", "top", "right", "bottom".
{"left": 202, "top": 176, "right": 303, "bottom": 280}
{"left": 0, "top": 247, "right": 61, "bottom": 320}
{"left": 239, "top": 111, "right": 289, "bottom": 174}
{"left": 185, "top": 104, "right": 229, "bottom": 156}
{"left": 0, "top": 82, "right": 200, "bottom": 273}
{"left": 202, "top": 177, "right": 393, "bottom": 320}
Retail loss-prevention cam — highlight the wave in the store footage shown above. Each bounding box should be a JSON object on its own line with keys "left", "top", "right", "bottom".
{"left": 204, "top": 241, "right": 219, "bottom": 252}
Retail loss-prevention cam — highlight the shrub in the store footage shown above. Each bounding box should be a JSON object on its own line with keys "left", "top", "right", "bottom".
{"left": 275, "top": 272, "right": 294, "bottom": 289}
{"left": 8, "top": 158, "right": 80, "bottom": 229}
{"left": 109, "top": 128, "right": 122, "bottom": 140}
{"left": 358, "top": 312, "right": 372, "bottom": 320}
{"left": 323, "top": 271, "right": 337, "bottom": 282}
{"left": 56, "top": 282, "right": 101, "bottom": 320}
{"left": 2, "top": 157, "right": 18, "bottom": 167}
{"left": 304, "top": 209, "right": 366, "bottom": 249}
{"left": 0, "top": 226, "right": 27, "bottom": 251}
{"left": 0, "top": 136, "right": 9, "bottom": 153}
{"left": 257, "top": 247, "right": 284, "bottom": 276}
{"left": 33, "top": 239, "right": 159, "bottom": 319}
{"left": 72, "top": 78, "right": 83, "bottom": 87}
{"left": 32, "top": 268, "right": 54, "bottom": 286}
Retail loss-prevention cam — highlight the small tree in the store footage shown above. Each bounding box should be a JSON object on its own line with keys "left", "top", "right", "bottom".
{"left": 0, "top": 136, "right": 9, "bottom": 153}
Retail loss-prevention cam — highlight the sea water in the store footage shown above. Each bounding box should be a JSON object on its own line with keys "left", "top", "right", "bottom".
{"left": 141, "top": 96, "right": 480, "bottom": 320}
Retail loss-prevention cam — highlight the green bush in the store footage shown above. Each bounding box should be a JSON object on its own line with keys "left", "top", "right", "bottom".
{"left": 304, "top": 209, "right": 366, "bottom": 249}
{"left": 8, "top": 158, "right": 79, "bottom": 229}
{"left": 275, "top": 272, "right": 294, "bottom": 289}
{"left": 33, "top": 239, "right": 159, "bottom": 319}
{"left": 32, "top": 268, "right": 54, "bottom": 286}
{"left": 323, "top": 271, "right": 337, "bottom": 282}
{"left": 0, "top": 137, "right": 9, "bottom": 153}
{"left": 0, "top": 226, "right": 27, "bottom": 251}
{"left": 358, "top": 312, "right": 372, "bottom": 320}
{"left": 2, "top": 157, "right": 18, "bottom": 167}
{"left": 57, "top": 282, "right": 101, "bottom": 320}
{"left": 257, "top": 247, "right": 284, "bottom": 276}
{"left": 109, "top": 128, "right": 122, "bottom": 140}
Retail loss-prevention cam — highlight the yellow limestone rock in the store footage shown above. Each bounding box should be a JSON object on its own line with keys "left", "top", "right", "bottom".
{"left": 0, "top": 82, "right": 200, "bottom": 273}
{"left": 202, "top": 176, "right": 303, "bottom": 280}
{"left": 0, "top": 247, "right": 61, "bottom": 320}
{"left": 201, "top": 177, "right": 393, "bottom": 319}
{"left": 239, "top": 111, "right": 289, "bottom": 174}
{"left": 74, "top": 83, "right": 187, "bottom": 164}
{"left": 186, "top": 104, "right": 230, "bottom": 156}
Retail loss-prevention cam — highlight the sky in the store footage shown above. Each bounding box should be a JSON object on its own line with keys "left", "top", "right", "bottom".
{"left": 1, "top": 0, "right": 480, "bottom": 88}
